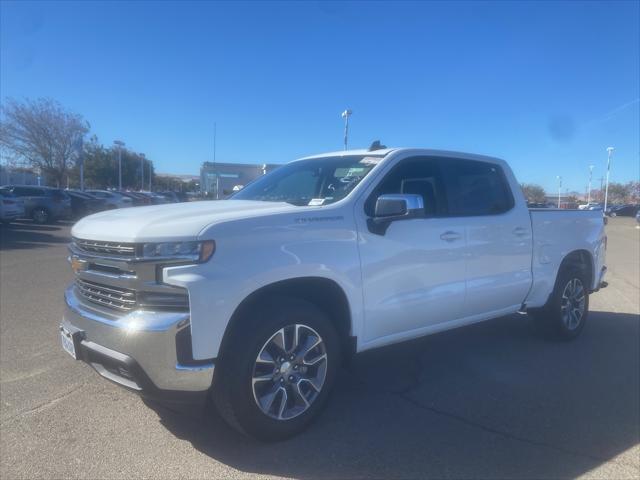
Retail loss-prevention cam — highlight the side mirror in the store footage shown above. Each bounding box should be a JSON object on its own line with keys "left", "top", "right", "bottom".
{"left": 368, "top": 194, "right": 425, "bottom": 235}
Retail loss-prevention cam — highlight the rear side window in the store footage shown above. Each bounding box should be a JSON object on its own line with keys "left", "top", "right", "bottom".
{"left": 50, "top": 190, "right": 68, "bottom": 200}
{"left": 12, "top": 187, "right": 45, "bottom": 197}
{"left": 443, "top": 159, "right": 514, "bottom": 216}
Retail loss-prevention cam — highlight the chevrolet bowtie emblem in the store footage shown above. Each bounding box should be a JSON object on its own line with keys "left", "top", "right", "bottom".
{"left": 70, "top": 256, "right": 88, "bottom": 274}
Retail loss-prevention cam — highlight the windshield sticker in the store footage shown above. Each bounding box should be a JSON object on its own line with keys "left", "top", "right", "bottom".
{"left": 359, "top": 156, "right": 382, "bottom": 166}
{"left": 308, "top": 198, "right": 326, "bottom": 206}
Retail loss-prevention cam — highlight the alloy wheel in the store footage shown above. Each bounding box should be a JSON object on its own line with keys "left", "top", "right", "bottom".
{"left": 561, "top": 278, "right": 585, "bottom": 330}
{"left": 252, "top": 324, "right": 327, "bottom": 420}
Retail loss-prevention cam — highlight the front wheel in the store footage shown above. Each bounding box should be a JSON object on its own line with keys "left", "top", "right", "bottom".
{"left": 31, "top": 208, "right": 50, "bottom": 224}
{"left": 530, "top": 266, "right": 589, "bottom": 340}
{"left": 213, "top": 297, "right": 340, "bottom": 441}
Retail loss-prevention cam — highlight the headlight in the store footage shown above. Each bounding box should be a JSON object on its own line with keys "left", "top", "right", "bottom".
{"left": 141, "top": 240, "right": 215, "bottom": 263}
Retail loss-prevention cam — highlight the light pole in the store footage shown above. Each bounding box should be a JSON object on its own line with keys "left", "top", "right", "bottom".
{"left": 603, "top": 147, "right": 614, "bottom": 212}
{"left": 341, "top": 109, "right": 352, "bottom": 150}
{"left": 556, "top": 175, "right": 562, "bottom": 208}
{"left": 114, "top": 140, "right": 125, "bottom": 190}
{"left": 587, "top": 165, "right": 594, "bottom": 204}
{"left": 140, "top": 153, "right": 145, "bottom": 191}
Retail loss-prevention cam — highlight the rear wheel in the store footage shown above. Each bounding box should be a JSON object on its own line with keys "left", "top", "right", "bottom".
{"left": 530, "top": 266, "right": 589, "bottom": 340}
{"left": 31, "top": 208, "right": 50, "bottom": 224}
{"left": 213, "top": 297, "right": 340, "bottom": 441}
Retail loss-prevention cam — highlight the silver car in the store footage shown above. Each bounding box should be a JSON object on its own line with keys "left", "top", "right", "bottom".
{"left": 0, "top": 192, "right": 25, "bottom": 225}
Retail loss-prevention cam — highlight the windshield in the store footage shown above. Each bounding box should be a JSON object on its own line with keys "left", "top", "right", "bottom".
{"left": 232, "top": 155, "right": 382, "bottom": 206}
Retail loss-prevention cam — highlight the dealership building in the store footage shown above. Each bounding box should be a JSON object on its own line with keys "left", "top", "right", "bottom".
{"left": 200, "top": 162, "right": 280, "bottom": 198}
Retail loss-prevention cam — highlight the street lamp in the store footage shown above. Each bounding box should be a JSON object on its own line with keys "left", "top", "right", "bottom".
{"left": 556, "top": 175, "right": 562, "bottom": 208}
{"left": 603, "top": 147, "right": 614, "bottom": 213}
{"left": 114, "top": 140, "right": 125, "bottom": 190}
{"left": 587, "top": 165, "right": 594, "bottom": 204}
{"left": 341, "top": 109, "right": 352, "bottom": 150}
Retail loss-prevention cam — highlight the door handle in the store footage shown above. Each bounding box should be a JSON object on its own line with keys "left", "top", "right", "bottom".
{"left": 512, "top": 227, "right": 529, "bottom": 237}
{"left": 440, "top": 231, "right": 462, "bottom": 242}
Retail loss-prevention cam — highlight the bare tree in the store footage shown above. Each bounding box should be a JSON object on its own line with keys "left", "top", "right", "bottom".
{"left": 0, "top": 98, "right": 89, "bottom": 186}
{"left": 520, "top": 183, "right": 547, "bottom": 203}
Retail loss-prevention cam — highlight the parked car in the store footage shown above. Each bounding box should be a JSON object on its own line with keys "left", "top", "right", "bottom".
{"left": 158, "top": 191, "right": 181, "bottom": 203}
{"left": 0, "top": 185, "right": 71, "bottom": 224}
{"left": 527, "top": 202, "right": 551, "bottom": 208}
{"left": 118, "top": 191, "right": 151, "bottom": 206}
{"left": 85, "top": 190, "right": 133, "bottom": 209}
{"left": 61, "top": 148, "right": 607, "bottom": 441}
{"left": 137, "top": 191, "right": 170, "bottom": 204}
{"left": 0, "top": 191, "right": 25, "bottom": 225}
{"left": 66, "top": 191, "right": 108, "bottom": 219}
{"left": 578, "top": 203, "right": 602, "bottom": 210}
{"left": 607, "top": 204, "right": 639, "bottom": 217}
{"left": 636, "top": 210, "right": 640, "bottom": 226}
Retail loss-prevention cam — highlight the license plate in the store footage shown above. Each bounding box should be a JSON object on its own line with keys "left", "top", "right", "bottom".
{"left": 60, "top": 327, "right": 77, "bottom": 359}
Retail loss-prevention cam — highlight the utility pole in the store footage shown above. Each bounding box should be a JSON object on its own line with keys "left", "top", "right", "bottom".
{"left": 556, "top": 175, "right": 562, "bottom": 208}
{"left": 604, "top": 147, "right": 614, "bottom": 212}
{"left": 114, "top": 140, "right": 125, "bottom": 190}
{"left": 341, "top": 109, "right": 352, "bottom": 150}
{"left": 76, "top": 136, "right": 85, "bottom": 191}
{"left": 599, "top": 176, "right": 604, "bottom": 201}
{"left": 140, "top": 153, "right": 145, "bottom": 191}
{"left": 587, "top": 165, "right": 594, "bottom": 204}
{"left": 213, "top": 122, "right": 219, "bottom": 199}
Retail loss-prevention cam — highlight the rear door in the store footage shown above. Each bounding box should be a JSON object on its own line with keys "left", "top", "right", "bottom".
{"left": 441, "top": 158, "right": 533, "bottom": 317}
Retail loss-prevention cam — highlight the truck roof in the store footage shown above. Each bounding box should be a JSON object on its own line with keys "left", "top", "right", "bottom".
{"left": 299, "top": 147, "right": 505, "bottom": 165}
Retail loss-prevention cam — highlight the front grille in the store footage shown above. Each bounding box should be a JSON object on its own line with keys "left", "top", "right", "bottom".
{"left": 76, "top": 279, "right": 136, "bottom": 312}
{"left": 73, "top": 238, "right": 136, "bottom": 257}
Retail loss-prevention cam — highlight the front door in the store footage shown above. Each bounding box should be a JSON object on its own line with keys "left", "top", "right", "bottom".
{"left": 355, "top": 156, "right": 467, "bottom": 346}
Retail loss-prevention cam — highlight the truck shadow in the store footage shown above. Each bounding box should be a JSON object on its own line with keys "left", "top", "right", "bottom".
{"left": 0, "top": 221, "right": 71, "bottom": 250}
{"left": 146, "top": 311, "right": 639, "bottom": 479}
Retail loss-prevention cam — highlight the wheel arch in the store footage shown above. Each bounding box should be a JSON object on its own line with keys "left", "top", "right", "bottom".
{"left": 217, "top": 277, "right": 355, "bottom": 364}
{"left": 555, "top": 249, "right": 594, "bottom": 293}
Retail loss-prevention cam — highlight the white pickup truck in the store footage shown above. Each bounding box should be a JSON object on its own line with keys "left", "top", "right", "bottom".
{"left": 61, "top": 148, "right": 607, "bottom": 440}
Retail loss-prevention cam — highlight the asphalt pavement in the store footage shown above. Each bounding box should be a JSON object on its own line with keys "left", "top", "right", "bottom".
{"left": 1, "top": 217, "right": 638, "bottom": 479}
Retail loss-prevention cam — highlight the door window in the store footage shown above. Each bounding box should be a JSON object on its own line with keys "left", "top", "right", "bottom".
{"left": 442, "top": 159, "right": 514, "bottom": 216}
{"left": 366, "top": 157, "right": 447, "bottom": 217}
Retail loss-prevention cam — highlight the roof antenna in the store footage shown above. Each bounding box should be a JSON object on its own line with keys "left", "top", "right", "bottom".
{"left": 368, "top": 140, "right": 386, "bottom": 151}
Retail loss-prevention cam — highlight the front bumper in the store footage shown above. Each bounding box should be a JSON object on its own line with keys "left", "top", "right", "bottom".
{"left": 61, "top": 286, "right": 214, "bottom": 403}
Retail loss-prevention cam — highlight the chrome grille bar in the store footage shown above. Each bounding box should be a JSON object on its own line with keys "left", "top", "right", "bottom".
{"left": 73, "top": 238, "right": 136, "bottom": 257}
{"left": 76, "top": 279, "right": 137, "bottom": 312}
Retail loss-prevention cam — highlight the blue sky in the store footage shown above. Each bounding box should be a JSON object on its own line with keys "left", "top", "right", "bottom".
{"left": 1, "top": 0, "right": 638, "bottom": 193}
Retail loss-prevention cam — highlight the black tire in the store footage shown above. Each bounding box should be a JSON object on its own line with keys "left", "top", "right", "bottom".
{"left": 530, "top": 266, "right": 589, "bottom": 340}
{"left": 213, "top": 296, "right": 341, "bottom": 441}
{"left": 31, "top": 207, "right": 50, "bottom": 224}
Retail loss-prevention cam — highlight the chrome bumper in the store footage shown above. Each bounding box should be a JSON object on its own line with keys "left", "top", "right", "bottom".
{"left": 61, "top": 286, "right": 214, "bottom": 400}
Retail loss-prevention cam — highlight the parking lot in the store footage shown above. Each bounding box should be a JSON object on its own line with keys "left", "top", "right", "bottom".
{"left": 0, "top": 218, "right": 638, "bottom": 479}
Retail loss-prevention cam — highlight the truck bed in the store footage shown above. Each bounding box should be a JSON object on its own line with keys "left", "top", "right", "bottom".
{"left": 525, "top": 208, "right": 606, "bottom": 307}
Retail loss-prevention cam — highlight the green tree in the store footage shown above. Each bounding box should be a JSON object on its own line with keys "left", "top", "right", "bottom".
{"left": 606, "top": 182, "right": 630, "bottom": 205}
{"left": 68, "top": 136, "right": 155, "bottom": 190}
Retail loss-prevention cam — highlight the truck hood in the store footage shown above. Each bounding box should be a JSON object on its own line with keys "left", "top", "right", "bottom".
{"left": 71, "top": 200, "right": 296, "bottom": 242}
